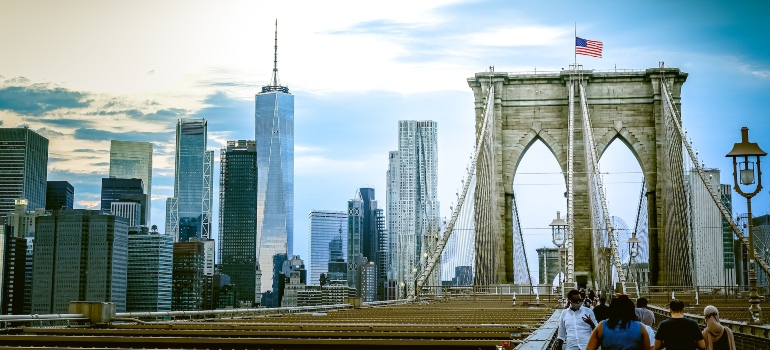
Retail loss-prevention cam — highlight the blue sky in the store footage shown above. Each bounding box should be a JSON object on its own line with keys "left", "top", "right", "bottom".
{"left": 1, "top": 0, "right": 768, "bottom": 283}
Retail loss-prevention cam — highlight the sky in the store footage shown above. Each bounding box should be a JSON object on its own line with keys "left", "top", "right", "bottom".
{"left": 1, "top": 0, "right": 769, "bottom": 284}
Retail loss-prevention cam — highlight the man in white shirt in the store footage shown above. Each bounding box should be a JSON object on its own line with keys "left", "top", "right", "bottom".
{"left": 556, "top": 289, "right": 597, "bottom": 350}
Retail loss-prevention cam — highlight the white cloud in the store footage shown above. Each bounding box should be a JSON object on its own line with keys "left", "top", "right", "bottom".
{"left": 467, "top": 26, "right": 571, "bottom": 47}
{"left": 296, "top": 155, "right": 369, "bottom": 175}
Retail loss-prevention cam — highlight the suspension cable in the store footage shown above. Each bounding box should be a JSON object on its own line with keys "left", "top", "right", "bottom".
{"left": 411, "top": 78, "right": 495, "bottom": 299}
{"left": 660, "top": 74, "right": 770, "bottom": 277}
{"left": 579, "top": 81, "right": 626, "bottom": 285}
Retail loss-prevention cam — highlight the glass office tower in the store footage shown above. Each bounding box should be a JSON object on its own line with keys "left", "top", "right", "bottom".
{"left": 219, "top": 140, "right": 258, "bottom": 304}
{"left": 0, "top": 127, "right": 48, "bottom": 216}
{"left": 255, "top": 25, "right": 294, "bottom": 295}
{"left": 308, "top": 210, "right": 347, "bottom": 285}
{"left": 167, "top": 119, "right": 213, "bottom": 242}
{"left": 109, "top": 141, "right": 153, "bottom": 224}
{"left": 100, "top": 178, "right": 143, "bottom": 213}
{"left": 46, "top": 181, "right": 74, "bottom": 211}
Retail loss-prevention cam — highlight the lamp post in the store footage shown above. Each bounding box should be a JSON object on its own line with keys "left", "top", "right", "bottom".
{"left": 628, "top": 232, "right": 639, "bottom": 283}
{"left": 726, "top": 126, "right": 766, "bottom": 324}
{"left": 550, "top": 211, "right": 568, "bottom": 300}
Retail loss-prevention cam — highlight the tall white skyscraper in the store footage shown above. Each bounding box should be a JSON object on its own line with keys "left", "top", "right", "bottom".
{"left": 109, "top": 140, "right": 153, "bottom": 224}
{"left": 387, "top": 120, "right": 439, "bottom": 295}
{"left": 687, "top": 168, "right": 725, "bottom": 286}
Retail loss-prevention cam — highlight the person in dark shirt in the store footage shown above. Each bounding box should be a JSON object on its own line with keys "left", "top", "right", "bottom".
{"left": 593, "top": 296, "right": 610, "bottom": 322}
{"left": 654, "top": 299, "right": 705, "bottom": 350}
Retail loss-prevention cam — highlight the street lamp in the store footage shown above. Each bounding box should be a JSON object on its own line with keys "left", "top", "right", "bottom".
{"left": 550, "top": 211, "right": 568, "bottom": 299}
{"left": 726, "top": 126, "right": 766, "bottom": 324}
{"left": 627, "top": 232, "right": 640, "bottom": 282}
{"left": 628, "top": 232, "right": 640, "bottom": 260}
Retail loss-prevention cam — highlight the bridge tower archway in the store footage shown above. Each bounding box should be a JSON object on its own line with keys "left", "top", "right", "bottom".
{"left": 468, "top": 68, "right": 689, "bottom": 287}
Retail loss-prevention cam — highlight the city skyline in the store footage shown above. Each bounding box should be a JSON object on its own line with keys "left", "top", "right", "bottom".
{"left": 0, "top": 0, "right": 769, "bottom": 279}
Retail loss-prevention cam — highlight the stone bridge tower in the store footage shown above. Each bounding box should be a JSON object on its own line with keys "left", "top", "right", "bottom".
{"left": 468, "top": 68, "right": 689, "bottom": 288}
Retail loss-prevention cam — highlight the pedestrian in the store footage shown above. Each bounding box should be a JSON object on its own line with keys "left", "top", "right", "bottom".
{"left": 635, "top": 297, "right": 655, "bottom": 326}
{"left": 654, "top": 299, "right": 705, "bottom": 350}
{"left": 702, "top": 306, "right": 735, "bottom": 350}
{"left": 588, "top": 289, "right": 596, "bottom": 306}
{"left": 557, "top": 289, "right": 598, "bottom": 350}
{"left": 586, "top": 295, "right": 649, "bottom": 350}
{"left": 634, "top": 300, "right": 655, "bottom": 350}
{"left": 593, "top": 296, "right": 610, "bottom": 322}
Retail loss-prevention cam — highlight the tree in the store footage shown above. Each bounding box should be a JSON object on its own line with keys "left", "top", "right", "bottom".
{"left": 319, "top": 273, "right": 327, "bottom": 287}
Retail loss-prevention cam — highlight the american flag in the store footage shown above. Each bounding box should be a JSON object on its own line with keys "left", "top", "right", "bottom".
{"left": 576, "top": 37, "right": 603, "bottom": 58}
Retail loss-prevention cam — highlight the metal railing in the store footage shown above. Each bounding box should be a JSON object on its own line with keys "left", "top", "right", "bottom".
{"left": 648, "top": 304, "right": 770, "bottom": 349}
{"left": 0, "top": 301, "right": 411, "bottom": 329}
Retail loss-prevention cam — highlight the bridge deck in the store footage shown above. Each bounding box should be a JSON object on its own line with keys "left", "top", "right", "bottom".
{"left": 0, "top": 300, "right": 555, "bottom": 350}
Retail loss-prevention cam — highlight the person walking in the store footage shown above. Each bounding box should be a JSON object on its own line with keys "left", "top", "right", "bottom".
{"left": 654, "top": 299, "right": 705, "bottom": 350}
{"left": 635, "top": 297, "right": 655, "bottom": 326}
{"left": 586, "top": 295, "right": 649, "bottom": 350}
{"left": 557, "top": 289, "right": 598, "bottom": 350}
{"left": 593, "top": 296, "right": 610, "bottom": 322}
{"left": 701, "top": 306, "right": 735, "bottom": 350}
{"left": 634, "top": 299, "right": 655, "bottom": 350}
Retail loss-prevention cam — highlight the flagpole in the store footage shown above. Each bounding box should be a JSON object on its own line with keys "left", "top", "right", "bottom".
{"left": 574, "top": 22, "right": 576, "bottom": 69}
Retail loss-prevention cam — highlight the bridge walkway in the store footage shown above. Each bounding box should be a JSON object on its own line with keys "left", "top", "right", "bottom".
{"left": 0, "top": 299, "right": 555, "bottom": 350}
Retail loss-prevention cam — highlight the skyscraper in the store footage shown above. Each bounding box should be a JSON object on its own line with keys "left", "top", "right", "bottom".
{"left": 109, "top": 141, "right": 153, "bottom": 224}
{"left": 45, "top": 181, "right": 74, "bottom": 211}
{"left": 387, "top": 120, "right": 439, "bottom": 296}
{"left": 386, "top": 151, "right": 399, "bottom": 286}
{"left": 375, "top": 208, "right": 387, "bottom": 300}
{"left": 720, "top": 183, "right": 735, "bottom": 286}
{"left": 347, "top": 189, "right": 381, "bottom": 293}
{"left": 126, "top": 226, "right": 172, "bottom": 312}
{"left": 686, "top": 168, "right": 725, "bottom": 286}
{"left": 111, "top": 202, "right": 142, "bottom": 227}
{"left": 101, "top": 178, "right": 143, "bottom": 215}
{"left": 219, "top": 140, "right": 258, "bottom": 304}
{"left": 279, "top": 255, "right": 306, "bottom": 307}
{"left": 0, "top": 127, "right": 48, "bottom": 217}
{"left": 1, "top": 228, "right": 26, "bottom": 315}
{"left": 308, "top": 210, "right": 347, "bottom": 285}
{"left": 31, "top": 210, "right": 129, "bottom": 313}
{"left": 166, "top": 118, "right": 213, "bottom": 242}
{"left": 255, "top": 22, "right": 294, "bottom": 295}
{"left": 172, "top": 241, "right": 204, "bottom": 311}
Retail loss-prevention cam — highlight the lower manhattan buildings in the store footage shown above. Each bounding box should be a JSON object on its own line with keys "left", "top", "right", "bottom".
{"left": 387, "top": 120, "right": 439, "bottom": 296}
{"left": 0, "top": 127, "right": 48, "bottom": 217}
{"left": 219, "top": 140, "right": 259, "bottom": 305}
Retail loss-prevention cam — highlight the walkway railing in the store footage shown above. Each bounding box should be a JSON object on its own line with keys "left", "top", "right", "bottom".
{"left": 0, "top": 300, "right": 411, "bottom": 329}
{"left": 648, "top": 304, "right": 770, "bottom": 349}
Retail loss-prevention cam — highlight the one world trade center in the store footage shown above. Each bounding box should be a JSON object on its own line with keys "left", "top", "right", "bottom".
{"left": 255, "top": 20, "right": 293, "bottom": 298}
